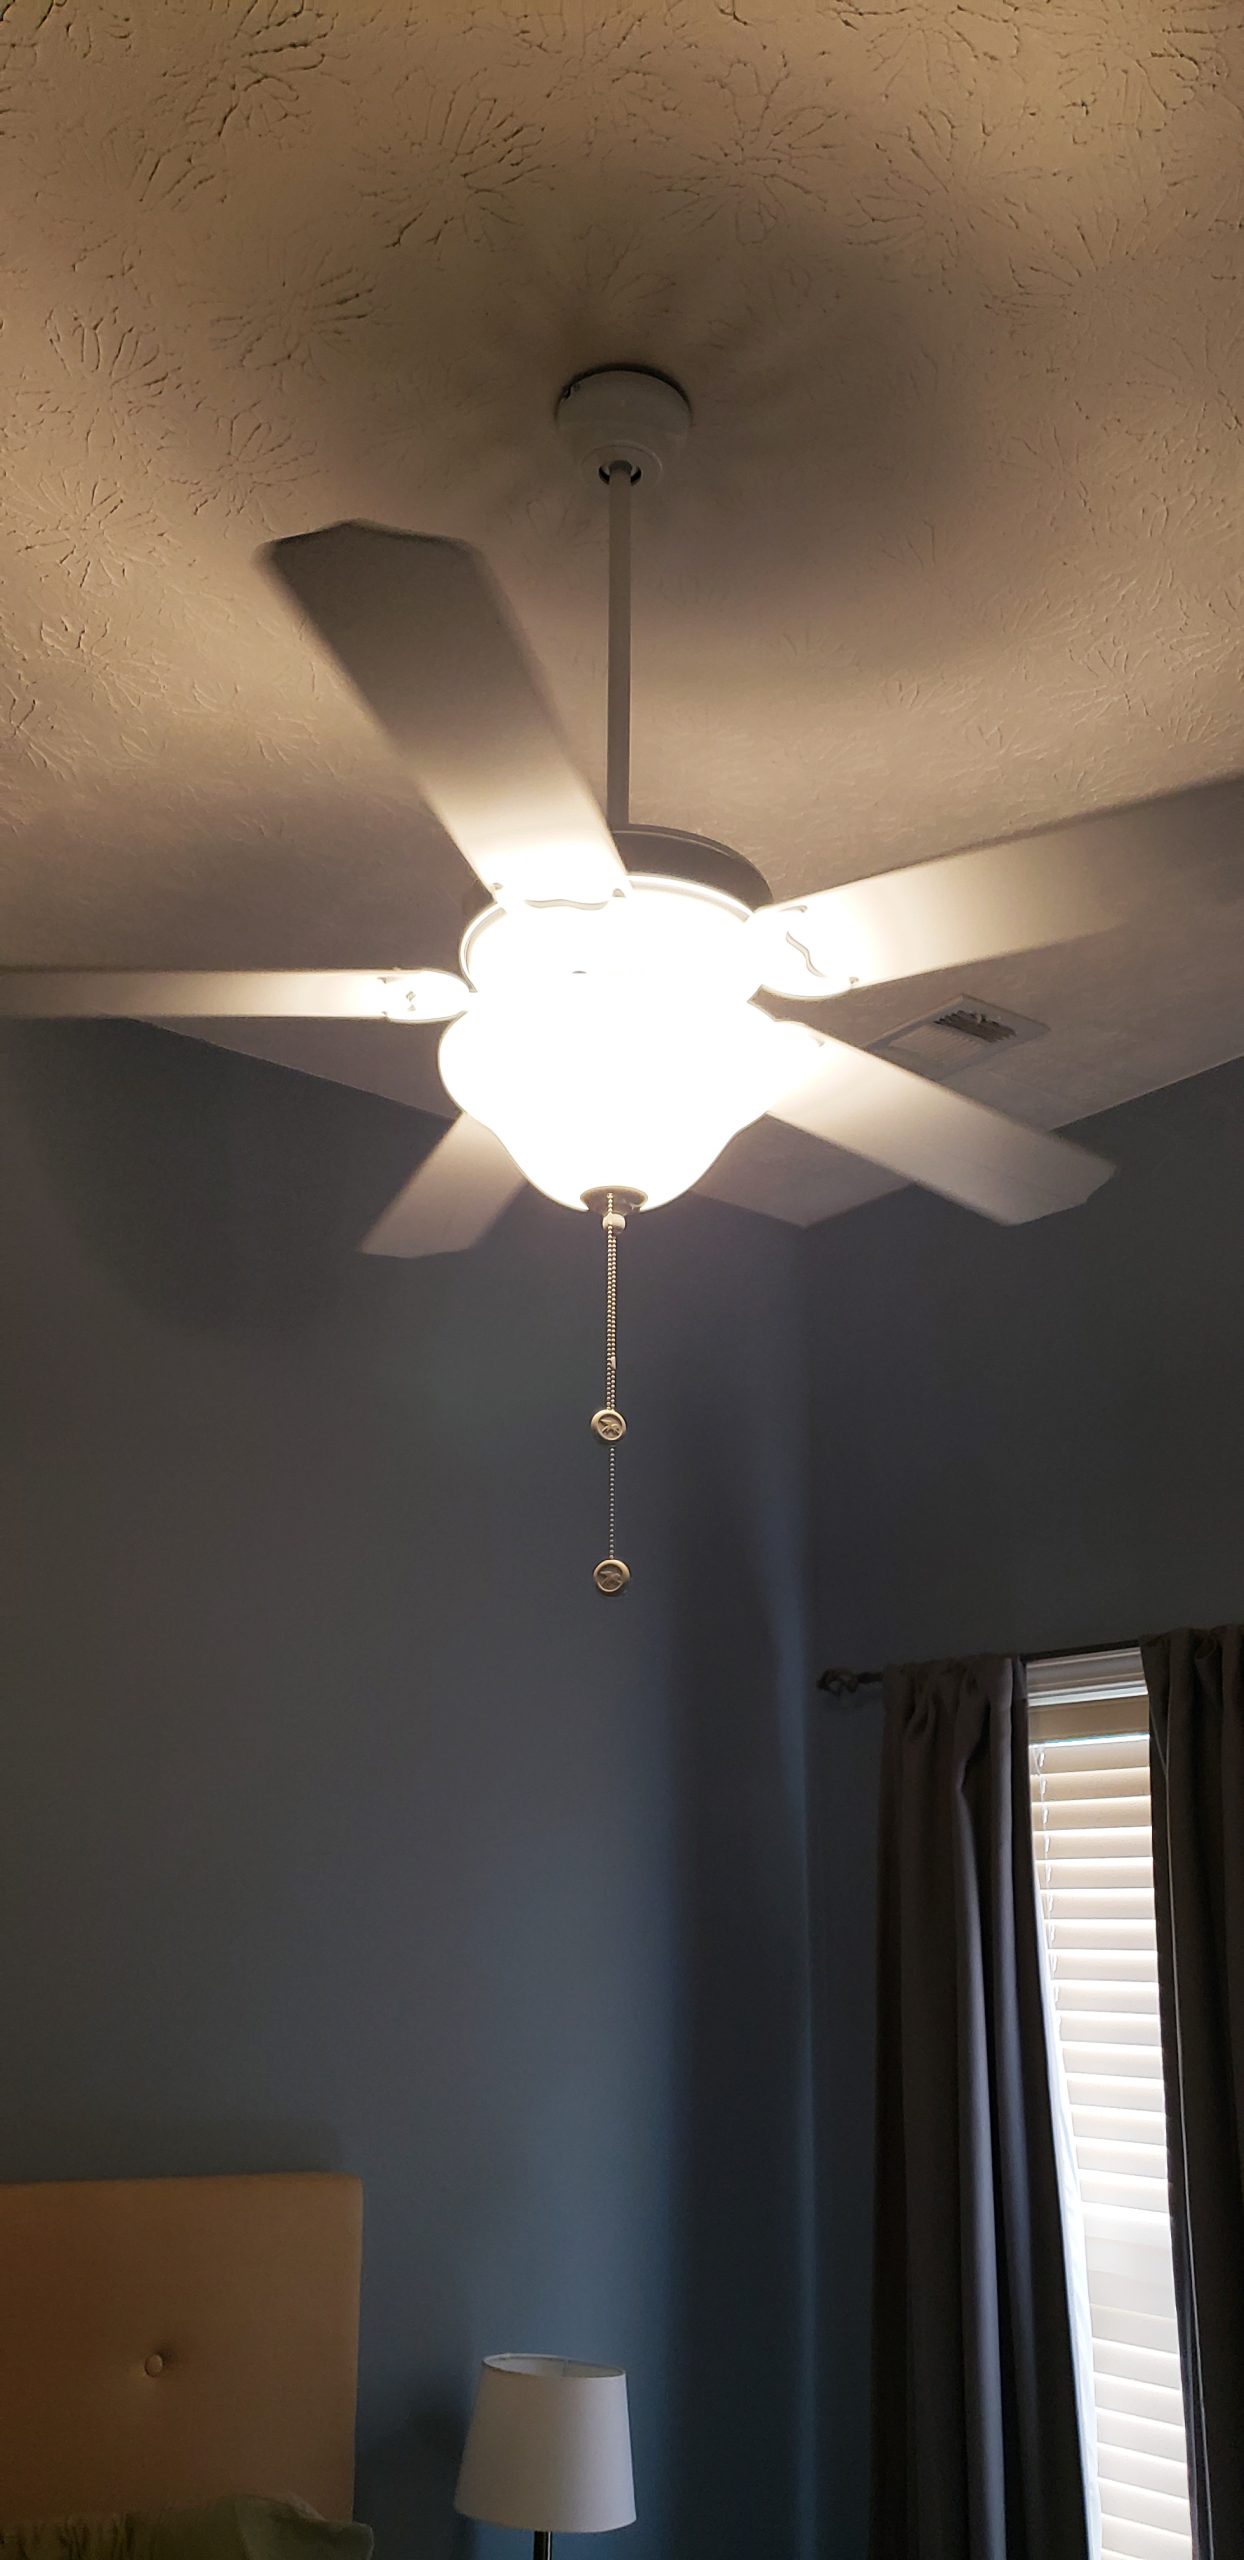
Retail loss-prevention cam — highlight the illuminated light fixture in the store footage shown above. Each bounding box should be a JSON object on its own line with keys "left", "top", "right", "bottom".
{"left": 442, "top": 878, "right": 823, "bottom": 1213}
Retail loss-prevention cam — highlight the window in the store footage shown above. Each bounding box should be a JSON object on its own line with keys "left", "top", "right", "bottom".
{"left": 1028, "top": 1650, "right": 1193, "bottom": 2560}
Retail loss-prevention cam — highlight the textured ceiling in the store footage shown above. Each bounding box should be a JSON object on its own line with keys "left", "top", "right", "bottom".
{"left": 4, "top": 0, "right": 1244, "bottom": 1222}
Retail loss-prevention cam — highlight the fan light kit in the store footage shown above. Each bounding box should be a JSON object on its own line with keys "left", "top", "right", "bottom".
{"left": 3, "top": 363, "right": 1240, "bottom": 1589}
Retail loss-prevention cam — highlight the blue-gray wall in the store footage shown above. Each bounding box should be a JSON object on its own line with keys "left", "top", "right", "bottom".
{"left": 0, "top": 1022, "right": 815, "bottom": 2560}
{"left": 13, "top": 1024, "right": 1238, "bottom": 2560}
{"left": 807, "top": 1052, "right": 1244, "bottom": 2554}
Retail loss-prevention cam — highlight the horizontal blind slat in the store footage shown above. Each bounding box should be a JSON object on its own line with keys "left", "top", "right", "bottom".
{"left": 1056, "top": 1994, "right": 1161, "bottom": 2018}
{"left": 1097, "top": 2412, "right": 1189, "bottom": 2458}
{"left": 1060, "top": 2011, "right": 1163, "bottom": 2038}
{"left": 1031, "top": 1736, "right": 1149, "bottom": 1773}
{"left": 1035, "top": 1771, "right": 1151, "bottom": 1803}
{"left": 1101, "top": 2540, "right": 1190, "bottom": 2560}
{"left": 1091, "top": 2305, "right": 1187, "bottom": 2351}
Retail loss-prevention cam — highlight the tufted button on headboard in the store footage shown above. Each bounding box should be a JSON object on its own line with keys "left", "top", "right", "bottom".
{"left": 0, "top": 2174, "right": 362, "bottom": 2526}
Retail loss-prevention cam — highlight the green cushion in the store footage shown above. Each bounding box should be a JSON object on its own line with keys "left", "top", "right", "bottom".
{"left": 0, "top": 2496, "right": 374, "bottom": 2560}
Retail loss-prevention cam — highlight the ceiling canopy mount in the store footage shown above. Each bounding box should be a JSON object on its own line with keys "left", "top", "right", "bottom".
{"left": 555, "top": 365, "right": 692, "bottom": 485}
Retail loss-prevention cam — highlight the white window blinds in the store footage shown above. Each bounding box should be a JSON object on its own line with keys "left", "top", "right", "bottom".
{"left": 1028, "top": 1650, "right": 1193, "bottom": 2560}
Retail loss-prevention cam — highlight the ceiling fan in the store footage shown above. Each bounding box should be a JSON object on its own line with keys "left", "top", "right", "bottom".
{"left": 5, "top": 363, "right": 1243, "bottom": 1261}
{"left": 5, "top": 365, "right": 1243, "bottom": 1590}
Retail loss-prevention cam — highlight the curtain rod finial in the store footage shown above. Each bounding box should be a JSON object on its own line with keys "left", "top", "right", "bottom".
{"left": 818, "top": 1665, "right": 883, "bottom": 1697}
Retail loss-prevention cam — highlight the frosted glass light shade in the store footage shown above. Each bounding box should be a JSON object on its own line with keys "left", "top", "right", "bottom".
{"left": 440, "top": 986, "right": 820, "bottom": 1212}
{"left": 443, "top": 875, "right": 826, "bottom": 1214}
{"left": 455, "top": 2354, "right": 635, "bottom": 2535}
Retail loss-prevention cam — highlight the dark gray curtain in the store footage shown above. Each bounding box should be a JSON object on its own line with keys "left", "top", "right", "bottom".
{"left": 869, "top": 1655, "right": 1090, "bottom": 2560}
{"left": 1143, "top": 1626, "right": 1244, "bottom": 2559}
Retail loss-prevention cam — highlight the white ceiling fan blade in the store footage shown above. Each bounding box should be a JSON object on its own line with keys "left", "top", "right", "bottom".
{"left": 754, "top": 773, "right": 1244, "bottom": 998}
{"left": 360, "top": 1114, "right": 524, "bottom": 1258}
{"left": 0, "top": 969, "right": 470, "bottom": 1021}
{"left": 266, "top": 523, "right": 628, "bottom": 913}
{"left": 770, "top": 1034, "right": 1112, "bottom": 1222}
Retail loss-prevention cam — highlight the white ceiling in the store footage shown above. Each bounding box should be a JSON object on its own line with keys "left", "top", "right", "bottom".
{"left": 4, "top": 0, "right": 1244, "bottom": 1223}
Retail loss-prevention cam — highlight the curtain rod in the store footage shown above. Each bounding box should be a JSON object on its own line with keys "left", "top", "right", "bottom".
{"left": 817, "top": 1636, "right": 1144, "bottom": 1698}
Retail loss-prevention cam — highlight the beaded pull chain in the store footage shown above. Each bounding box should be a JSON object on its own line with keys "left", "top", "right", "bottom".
{"left": 586, "top": 1188, "right": 642, "bottom": 1593}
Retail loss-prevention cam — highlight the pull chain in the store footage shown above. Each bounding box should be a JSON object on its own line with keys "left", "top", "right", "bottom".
{"left": 586, "top": 1187, "right": 643, "bottom": 1594}
{"left": 605, "top": 1203, "right": 619, "bottom": 1560}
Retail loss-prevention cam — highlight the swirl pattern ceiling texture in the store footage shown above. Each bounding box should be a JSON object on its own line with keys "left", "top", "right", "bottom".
{"left": 3, "top": 0, "right": 1243, "bottom": 1219}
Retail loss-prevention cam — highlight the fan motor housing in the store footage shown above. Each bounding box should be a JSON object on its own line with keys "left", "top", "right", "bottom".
{"left": 612, "top": 824, "right": 769, "bottom": 910}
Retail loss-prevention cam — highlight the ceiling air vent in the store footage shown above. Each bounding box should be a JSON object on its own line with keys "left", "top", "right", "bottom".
{"left": 870, "top": 996, "right": 1047, "bottom": 1084}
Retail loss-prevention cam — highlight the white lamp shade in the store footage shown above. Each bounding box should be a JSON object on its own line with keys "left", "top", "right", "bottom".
{"left": 455, "top": 2355, "right": 636, "bottom": 2534}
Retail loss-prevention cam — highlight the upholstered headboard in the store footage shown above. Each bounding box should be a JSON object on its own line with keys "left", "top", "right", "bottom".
{"left": 0, "top": 2173, "right": 363, "bottom": 2526}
